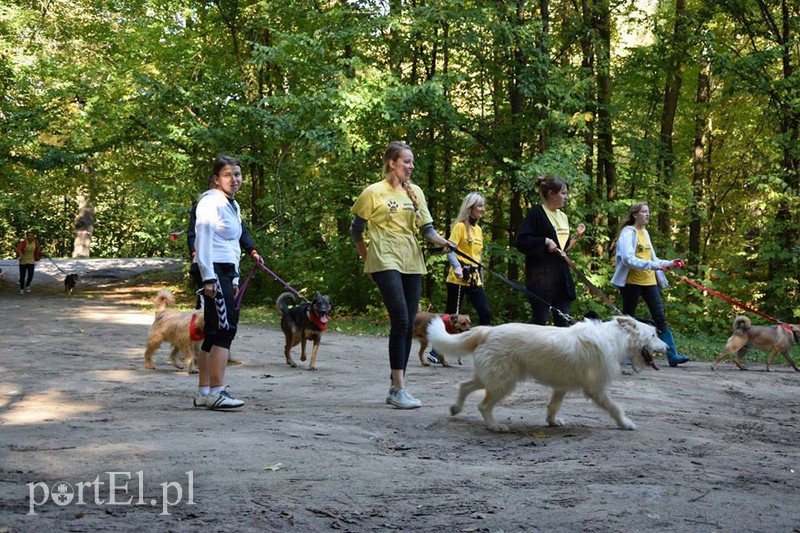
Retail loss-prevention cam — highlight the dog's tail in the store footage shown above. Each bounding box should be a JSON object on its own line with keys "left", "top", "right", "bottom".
{"left": 154, "top": 289, "right": 175, "bottom": 313}
{"left": 426, "top": 316, "right": 491, "bottom": 361}
{"left": 276, "top": 292, "right": 296, "bottom": 313}
{"left": 733, "top": 315, "right": 751, "bottom": 332}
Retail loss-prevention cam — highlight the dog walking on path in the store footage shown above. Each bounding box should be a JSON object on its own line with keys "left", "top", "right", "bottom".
{"left": 427, "top": 316, "right": 667, "bottom": 432}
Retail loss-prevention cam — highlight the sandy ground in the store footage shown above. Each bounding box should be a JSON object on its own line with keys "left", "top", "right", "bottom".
{"left": 0, "top": 259, "right": 799, "bottom": 532}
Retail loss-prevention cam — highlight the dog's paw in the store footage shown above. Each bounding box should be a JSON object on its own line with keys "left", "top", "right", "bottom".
{"left": 420, "top": 360, "right": 430, "bottom": 366}
{"left": 619, "top": 418, "right": 636, "bottom": 430}
{"left": 188, "top": 367, "right": 199, "bottom": 374}
{"left": 487, "top": 423, "right": 510, "bottom": 433}
{"left": 308, "top": 366, "right": 317, "bottom": 371}
{"left": 449, "top": 404, "right": 462, "bottom": 416}
{"left": 547, "top": 417, "right": 565, "bottom": 427}
{"left": 300, "top": 354, "right": 307, "bottom": 362}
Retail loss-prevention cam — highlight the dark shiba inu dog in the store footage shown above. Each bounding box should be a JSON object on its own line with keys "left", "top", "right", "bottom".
{"left": 64, "top": 274, "right": 79, "bottom": 295}
{"left": 276, "top": 292, "right": 332, "bottom": 371}
{"left": 713, "top": 315, "right": 800, "bottom": 372}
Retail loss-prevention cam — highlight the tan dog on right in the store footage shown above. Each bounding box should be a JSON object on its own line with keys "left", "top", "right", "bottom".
{"left": 413, "top": 311, "right": 471, "bottom": 367}
{"left": 713, "top": 315, "right": 800, "bottom": 372}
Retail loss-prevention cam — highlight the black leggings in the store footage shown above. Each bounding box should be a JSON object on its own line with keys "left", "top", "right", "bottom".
{"left": 19, "top": 264, "right": 34, "bottom": 290}
{"left": 445, "top": 283, "right": 491, "bottom": 325}
{"left": 528, "top": 295, "right": 572, "bottom": 327}
{"left": 371, "top": 270, "right": 421, "bottom": 371}
{"left": 618, "top": 284, "right": 668, "bottom": 333}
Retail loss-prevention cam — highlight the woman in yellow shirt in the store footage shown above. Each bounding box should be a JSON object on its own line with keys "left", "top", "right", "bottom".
{"left": 445, "top": 192, "right": 491, "bottom": 326}
{"left": 610, "top": 203, "right": 689, "bottom": 367}
{"left": 350, "top": 141, "right": 453, "bottom": 409}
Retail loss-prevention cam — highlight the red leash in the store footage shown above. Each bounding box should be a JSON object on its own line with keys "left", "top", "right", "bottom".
{"left": 668, "top": 271, "right": 793, "bottom": 331}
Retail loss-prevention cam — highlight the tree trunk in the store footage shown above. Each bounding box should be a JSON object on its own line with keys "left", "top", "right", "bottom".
{"left": 595, "top": 0, "right": 616, "bottom": 247}
{"left": 657, "top": 0, "right": 687, "bottom": 236}
{"left": 72, "top": 194, "right": 95, "bottom": 258}
{"left": 689, "top": 49, "right": 710, "bottom": 259}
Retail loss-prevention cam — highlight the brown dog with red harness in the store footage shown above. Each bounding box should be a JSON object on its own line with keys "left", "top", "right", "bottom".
{"left": 144, "top": 290, "right": 203, "bottom": 373}
{"left": 713, "top": 315, "right": 800, "bottom": 372}
{"left": 413, "top": 311, "right": 472, "bottom": 367}
{"left": 277, "top": 292, "right": 332, "bottom": 371}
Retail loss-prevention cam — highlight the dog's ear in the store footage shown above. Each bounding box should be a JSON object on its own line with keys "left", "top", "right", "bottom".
{"left": 615, "top": 315, "right": 638, "bottom": 331}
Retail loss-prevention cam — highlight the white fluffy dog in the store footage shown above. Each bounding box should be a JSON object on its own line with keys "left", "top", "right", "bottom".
{"left": 427, "top": 316, "right": 668, "bottom": 432}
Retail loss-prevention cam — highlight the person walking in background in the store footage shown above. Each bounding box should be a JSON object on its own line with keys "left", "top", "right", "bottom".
{"left": 515, "top": 177, "right": 585, "bottom": 326}
{"left": 193, "top": 155, "right": 264, "bottom": 410}
{"left": 16, "top": 231, "right": 42, "bottom": 295}
{"left": 350, "top": 141, "right": 454, "bottom": 409}
{"left": 610, "top": 202, "right": 689, "bottom": 367}
{"left": 445, "top": 192, "right": 492, "bottom": 325}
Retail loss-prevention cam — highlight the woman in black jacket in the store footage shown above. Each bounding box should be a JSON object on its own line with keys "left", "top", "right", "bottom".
{"left": 515, "top": 177, "right": 584, "bottom": 326}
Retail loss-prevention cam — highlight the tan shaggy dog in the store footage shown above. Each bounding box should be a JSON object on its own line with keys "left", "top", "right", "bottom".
{"left": 427, "top": 316, "right": 668, "bottom": 432}
{"left": 143, "top": 290, "right": 203, "bottom": 374}
{"left": 713, "top": 315, "right": 800, "bottom": 372}
{"left": 413, "top": 311, "right": 472, "bottom": 367}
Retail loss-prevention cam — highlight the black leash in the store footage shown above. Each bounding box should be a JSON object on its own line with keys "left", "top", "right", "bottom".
{"left": 447, "top": 247, "right": 575, "bottom": 324}
{"left": 43, "top": 255, "right": 69, "bottom": 275}
{"left": 560, "top": 255, "right": 622, "bottom": 315}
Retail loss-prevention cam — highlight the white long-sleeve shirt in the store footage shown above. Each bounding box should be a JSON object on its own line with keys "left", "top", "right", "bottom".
{"left": 610, "top": 225, "right": 672, "bottom": 288}
{"left": 195, "top": 189, "right": 243, "bottom": 285}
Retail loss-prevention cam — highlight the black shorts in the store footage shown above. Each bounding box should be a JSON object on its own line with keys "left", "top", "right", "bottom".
{"left": 201, "top": 263, "right": 239, "bottom": 351}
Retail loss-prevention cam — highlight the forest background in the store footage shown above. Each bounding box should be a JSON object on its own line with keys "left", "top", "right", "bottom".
{"left": 1, "top": 0, "right": 798, "bottom": 332}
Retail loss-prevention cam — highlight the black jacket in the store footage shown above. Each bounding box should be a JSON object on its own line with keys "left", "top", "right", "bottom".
{"left": 514, "top": 204, "right": 576, "bottom": 301}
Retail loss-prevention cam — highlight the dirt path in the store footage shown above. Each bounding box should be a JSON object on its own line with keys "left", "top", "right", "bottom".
{"left": 0, "top": 266, "right": 799, "bottom": 532}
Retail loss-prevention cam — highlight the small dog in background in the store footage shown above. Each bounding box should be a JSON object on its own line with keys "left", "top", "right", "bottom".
{"left": 413, "top": 311, "right": 472, "bottom": 367}
{"left": 144, "top": 290, "right": 203, "bottom": 373}
{"left": 713, "top": 315, "right": 800, "bottom": 372}
{"left": 277, "top": 292, "right": 332, "bottom": 370}
{"left": 64, "top": 274, "right": 79, "bottom": 295}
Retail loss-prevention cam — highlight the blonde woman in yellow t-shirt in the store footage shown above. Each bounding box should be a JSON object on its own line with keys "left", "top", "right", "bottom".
{"left": 444, "top": 192, "right": 491, "bottom": 326}
{"left": 610, "top": 203, "right": 689, "bottom": 367}
{"left": 350, "top": 141, "right": 453, "bottom": 409}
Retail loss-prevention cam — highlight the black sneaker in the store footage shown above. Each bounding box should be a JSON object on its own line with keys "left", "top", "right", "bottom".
{"left": 426, "top": 350, "right": 441, "bottom": 365}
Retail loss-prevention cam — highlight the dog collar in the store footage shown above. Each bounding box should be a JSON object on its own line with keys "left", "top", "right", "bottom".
{"left": 308, "top": 310, "right": 328, "bottom": 331}
{"left": 189, "top": 314, "right": 205, "bottom": 341}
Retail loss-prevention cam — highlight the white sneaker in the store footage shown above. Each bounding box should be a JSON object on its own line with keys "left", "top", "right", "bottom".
{"left": 206, "top": 388, "right": 244, "bottom": 410}
{"left": 193, "top": 393, "right": 207, "bottom": 408}
{"left": 19, "top": 289, "right": 24, "bottom": 295}
{"left": 25, "top": 287, "right": 31, "bottom": 293}
{"left": 386, "top": 388, "right": 421, "bottom": 409}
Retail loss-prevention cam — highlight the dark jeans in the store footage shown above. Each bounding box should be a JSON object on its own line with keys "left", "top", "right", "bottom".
{"left": 528, "top": 295, "right": 572, "bottom": 327}
{"left": 371, "top": 270, "right": 421, "bottom": 371}
{"left": 618, "top": 284, "right": 668, "bottom": 333}
{"left": 19, "top": 264, "right": 34, "bottom": 290}
{"left": 445, "top": 283, "right": 491, "bottom": 325}
{"left": 201, "top": 263, "right": 239, "bottom": 351}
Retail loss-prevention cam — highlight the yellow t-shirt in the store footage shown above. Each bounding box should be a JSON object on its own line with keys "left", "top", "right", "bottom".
{"left": 351, "top": 180, "right": 433, "bottom": 274}
{"left": 446, "top": 221, "right": 484, "bottom": 287}
{"left": 20, "top": 241, "right": 37, "bottom": 264}
{"left": 543, "top": 206, "right": 569, "bottom": 249}
{"left": 626, "top": 229, "right": 657, "bottom": 286}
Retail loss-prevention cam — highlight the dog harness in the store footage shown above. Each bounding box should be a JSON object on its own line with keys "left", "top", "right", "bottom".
{"left": 308, "top": 310, "right": 329, "bottom": 331}
{"left": 442, "top": 314, "right": 456, "bottom": 334}
{"left": 189, "top": 314, "right": 205, "bottom": 341}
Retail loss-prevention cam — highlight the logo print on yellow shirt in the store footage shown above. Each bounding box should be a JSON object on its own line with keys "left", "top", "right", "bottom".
{"left": 387, "top": 200, "right": 399, "bottom": 213}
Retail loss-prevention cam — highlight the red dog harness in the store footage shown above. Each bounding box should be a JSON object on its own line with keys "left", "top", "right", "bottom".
{"left": 189, "top": 314, "right": 205, "bottom": 341}
{"left": 442, "top": 314, "right": 456, "bottom": 334}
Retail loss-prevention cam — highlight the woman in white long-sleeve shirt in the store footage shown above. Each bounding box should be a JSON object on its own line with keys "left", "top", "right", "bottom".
{"left": 194, "top": 155, "right": 263, "bottom": 409}
{"left": 611, "top": 203, "right": 689, "bottom": 367}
